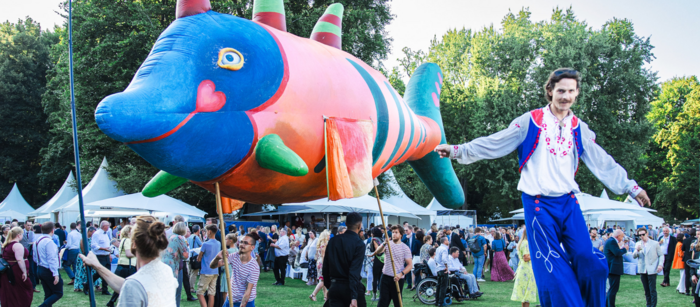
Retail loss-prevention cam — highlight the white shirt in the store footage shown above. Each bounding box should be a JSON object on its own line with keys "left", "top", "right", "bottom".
{"left": 307, "top": 238, "right": 317, "bottom": 260}
{"left": 427, "top": 258, "right": 438, "bottom": 276}
{"left": 91, "top": 229, "right": 112, "bottom": 256}
{"left": 66, "top": 229, "right": 82, "bottom": 250}
{"left": 275, "top": 235, "right": 290, "bottom": 257}
{"left": 660, "top": 235, "right": 670, "bottom": 255}
{"left": 435, "top": 244, "right": 449, "bottom": 271}
{"left": 446, "top": 256, "right": 463, "bottom": 272}
{"left": 451, "top": 105, "right": 643, "bottom": 198}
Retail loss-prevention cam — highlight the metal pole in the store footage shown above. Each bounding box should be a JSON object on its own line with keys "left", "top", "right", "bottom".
{"left": 68, "top": 0, "right": 96, "bottom": 305}
{"left": 215, "top": 183, "right": 234, "bottom": 306}
{"left": 373, "top": 185, "right": 403, "bottom": 307}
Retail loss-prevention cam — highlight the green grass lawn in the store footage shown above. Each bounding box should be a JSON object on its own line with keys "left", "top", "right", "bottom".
{"left": 31, "top": 265, "right": 691, "bottom": 307}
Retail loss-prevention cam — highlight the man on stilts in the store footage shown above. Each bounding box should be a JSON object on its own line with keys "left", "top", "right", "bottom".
{"left": 434, "top": 68, "right": 651, "bottom": 307}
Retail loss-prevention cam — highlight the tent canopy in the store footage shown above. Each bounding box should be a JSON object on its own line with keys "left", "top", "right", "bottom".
{"left": 0, "top": 183, "right": 35, "bottom": 215}
{"left": 28, "top": 172, "right": 77, "bottom": 217}
{"left": 427, "top": 198, "right": 451, "bottom": 212}
{"left": 381, "top": 170, "right": 433, "bottom": 216}
{"left": 52, "top": 158, "right": 126, "bottom": 224}
{"left": 0, "top": 210, "right": 29, "bottom": 222}
{"left": 284, "top": 195, "right": 419, "bottom": 219}
{"left": 83, "top": 193, "right": 207, "bottom": 218}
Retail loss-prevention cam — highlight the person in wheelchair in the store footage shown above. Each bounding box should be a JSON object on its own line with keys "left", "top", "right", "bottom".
{"left": 446, "top": 247, "right": 483, "bottom": 299}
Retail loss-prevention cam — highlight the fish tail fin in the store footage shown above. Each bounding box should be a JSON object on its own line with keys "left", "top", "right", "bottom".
{"left": 404, "top": 63, "right": 464, "bottom": 209}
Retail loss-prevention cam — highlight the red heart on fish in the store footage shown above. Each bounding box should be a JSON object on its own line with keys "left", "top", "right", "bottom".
{"left": 195, "top": 80, "right": 226, "bottom": 113}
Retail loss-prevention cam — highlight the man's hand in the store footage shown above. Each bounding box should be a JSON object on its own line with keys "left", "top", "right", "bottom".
{"left": 433, "top": 144, "right": 453, "bottom": 159}
{"left": 53, "top": 276, "right": 59, "bottom": 285}
{"left": 634, "top": 190, "right": 651, "bottom": 207}
{"left": 693, "top": 275, "right": 698, "bottom": 284}
{"left": 657, "top": 265, "right": 663, "bottom": 273}
{"left": 393, "top": 272, "right": 403, "bottom": 282}
{"left": 79, "top": 251, "right": 100, "bottom": 268}
{"left": 350, "top": 299, "right": 358, "bottom": 307}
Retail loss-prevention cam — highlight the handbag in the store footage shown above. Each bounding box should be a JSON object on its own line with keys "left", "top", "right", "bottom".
{"left": 0, "top": 258, "right": 9, "bottom": 274}
{"left": 189, "top": 237, "right": 202, "bottom": 270}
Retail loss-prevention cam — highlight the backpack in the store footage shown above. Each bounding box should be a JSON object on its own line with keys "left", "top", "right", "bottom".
{"left": 468, "top": 236, "right": 482, "bottom": 254}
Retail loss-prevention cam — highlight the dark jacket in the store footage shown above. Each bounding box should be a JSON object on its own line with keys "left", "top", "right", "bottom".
{"left": 683, "top": 236, "right": 695, "bottom": 261}
{"left": 449, "top": 232, "right": 465, "bottom": 252}
{"left": 661, "top": 234, "right": 677, "bottom": 256}
{"left": 604, "top": 237, "right": 627, "bottom": 275}
{"left": 402, "top": 233, "right": 421, "bottom": 256}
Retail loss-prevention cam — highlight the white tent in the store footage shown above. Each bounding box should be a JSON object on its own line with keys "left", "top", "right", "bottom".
{"left": 82, "top": 193, "right": 207, "bottom": 221}
{"left": 28, "top": 172, "right": 77, "bottom": 221}
{"left": 380, "top": 170, "right": 434, "bottom": 229}
{"left": 0, "top": 183, "right": 35, "bottom": 216}
{"left": 52, "top": 158, "right": 126, "bottom": 225}
{"left": 426, "top": 198, "right": 475, "bottom": 228}
{"left": 0, "top": 210, "right": 30, "bottom": 223}
{"left": 289, "top": 195, "right": 418, "bottom": 219}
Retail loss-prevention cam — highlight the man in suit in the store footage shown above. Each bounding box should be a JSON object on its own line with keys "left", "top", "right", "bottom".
{"left": 683, "top": 228, "right": 697, "bottom": 296}
{"left": 449, "top": 226, "right": 467, "bottom": 266}
{"left": 658, "top": 226, "right": 677, "bottom": 287}
{"left": 632, "top": 228, "right": 664, "bottom": 307}
{"left": 401, "top": 224, "right": 420, "bottom": 290}
{"left": 604, "top": 229, "right": 628, "bottom": 307}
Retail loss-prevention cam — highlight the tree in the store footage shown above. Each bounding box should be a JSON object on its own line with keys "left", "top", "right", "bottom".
{"left": 0, "top": 18, "right": 59, "bottom": 206}
{"left": 390, "top": 8, "right": 657, "bottom": 219}
{"left": 641, "top": 77, "right": 700, "bottom": 220}
{"left": 41, "top": 0, "right": 394, "bottom": 216}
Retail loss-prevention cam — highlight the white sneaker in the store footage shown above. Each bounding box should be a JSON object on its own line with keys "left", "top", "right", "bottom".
{"left": 477, "top": 278, "right": 485, "bottom": 282}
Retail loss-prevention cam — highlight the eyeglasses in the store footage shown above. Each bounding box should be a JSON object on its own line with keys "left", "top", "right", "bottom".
{"left": 554, "top": 69, "right": 578, "bottom": 76}
{"left": 239, "top": 240, "right": 254, "bottom": 246}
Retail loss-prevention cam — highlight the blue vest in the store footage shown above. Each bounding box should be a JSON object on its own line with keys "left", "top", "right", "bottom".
{"left": 516, "top": 108, "right": 585, "bottom": 174}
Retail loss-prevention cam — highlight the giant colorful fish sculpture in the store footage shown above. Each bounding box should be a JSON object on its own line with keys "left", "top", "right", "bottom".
{"left": 95, "top": 0, "right": 465, "bottom": 208}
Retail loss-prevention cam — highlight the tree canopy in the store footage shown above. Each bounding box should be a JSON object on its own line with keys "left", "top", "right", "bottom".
{"left": 0, "top": 18, "right": 58, "bottom": 205}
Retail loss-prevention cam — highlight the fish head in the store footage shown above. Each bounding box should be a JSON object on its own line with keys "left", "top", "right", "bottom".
{"left": 95, "top": 11, "right": 285, "bottom": 182}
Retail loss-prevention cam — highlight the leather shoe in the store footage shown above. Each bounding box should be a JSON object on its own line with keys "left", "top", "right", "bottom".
{"left": 187, "top": 297, "right": 198, "bottom": 301}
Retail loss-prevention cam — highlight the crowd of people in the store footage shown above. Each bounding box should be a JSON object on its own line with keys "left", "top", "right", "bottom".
{"left": 0, "top": 214, "right": 698, "bottom": 307}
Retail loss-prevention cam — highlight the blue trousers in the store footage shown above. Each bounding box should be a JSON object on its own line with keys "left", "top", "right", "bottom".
{"left": 62, "top": 249, "right": 80, "bottom": 280}
{"left": 37, "top": 266, "right": 63, "bottom": 307}
{"left": 472, "top": 254, "right": 485, "bottom": 279}
{"left": 223, "top": 298, "right": 255, "bottom": 307}
{"left": 522, "top": 192, "right": 608, "bottom": 307}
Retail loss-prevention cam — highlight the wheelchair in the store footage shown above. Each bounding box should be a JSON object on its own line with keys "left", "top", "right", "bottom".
{"left": 412, "top": 262, "right": 477, "bottom": 305}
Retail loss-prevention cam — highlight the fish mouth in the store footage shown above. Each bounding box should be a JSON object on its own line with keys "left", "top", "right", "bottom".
{"left": 124, "top": 80, "right": 226, "bottom": 145}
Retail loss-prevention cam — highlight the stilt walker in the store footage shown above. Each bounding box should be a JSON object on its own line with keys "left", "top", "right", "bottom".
{"left": 434, "top": 68, "right": 651, "bottom": 307}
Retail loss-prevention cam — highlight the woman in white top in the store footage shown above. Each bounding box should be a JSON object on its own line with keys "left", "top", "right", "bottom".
{"left": 80, "top": 216, "right": 177, "bottom": 307}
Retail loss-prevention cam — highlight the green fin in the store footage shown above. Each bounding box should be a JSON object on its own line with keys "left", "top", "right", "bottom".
{"left": 405, "top": 63, "right": 464, "bottom": 209}
{"left": 142, "top": 171, "right": 189, "bottom": 197}
{"left": 255, "top": 134, "right": 309, "bottom": 176}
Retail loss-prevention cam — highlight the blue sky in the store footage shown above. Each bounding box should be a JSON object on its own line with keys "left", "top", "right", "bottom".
{"left": 3, "top": 0, "right": 697, "bottom": 82}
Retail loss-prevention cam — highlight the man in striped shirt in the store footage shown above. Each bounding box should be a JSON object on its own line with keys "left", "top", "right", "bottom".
{"left": 374, "top": 225, "right": 413, "bottom": 307}
{"left": 211, "top": 232, "right": 261, "bottom": 307}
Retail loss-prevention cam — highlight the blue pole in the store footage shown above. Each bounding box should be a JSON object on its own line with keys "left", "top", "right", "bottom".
{"left": 68, "top": 0, "right": 97, "bottom": 305}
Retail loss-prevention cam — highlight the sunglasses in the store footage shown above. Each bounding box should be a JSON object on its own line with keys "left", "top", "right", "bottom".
{"left": 639, "top": 233, "right": 647, "bottom": 236}
{"left": 239, "top": 240, "right": 254, "bottom": 246}
{"left": 554, "top": 69, "right": 578, "bottom": 76}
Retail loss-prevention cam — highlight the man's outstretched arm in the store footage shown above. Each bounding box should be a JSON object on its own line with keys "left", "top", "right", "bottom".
{"left": 435, "top": 113, "right": 530, "bottom": 164}
{"left": 579, "top": 125, "right": 650, "bottom": 206}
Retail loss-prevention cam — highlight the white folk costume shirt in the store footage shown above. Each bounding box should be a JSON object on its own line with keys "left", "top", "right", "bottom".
{"left": 450, "top": 104, "right": 643, "bottom": 198}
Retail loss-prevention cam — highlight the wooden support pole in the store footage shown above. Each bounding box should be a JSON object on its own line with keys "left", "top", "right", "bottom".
{"left": 373, "top": 185, "right": 403, "bottom": 307}
{"left": 215, "top": 182, "right": 234, "bottom": 306}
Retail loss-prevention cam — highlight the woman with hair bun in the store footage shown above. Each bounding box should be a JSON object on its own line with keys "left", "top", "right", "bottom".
{"left": 80, "top": 215, "right": 178, "bottom": 307}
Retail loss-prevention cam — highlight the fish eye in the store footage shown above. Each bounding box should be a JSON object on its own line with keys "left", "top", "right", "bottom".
{"left": 217, "top": 48, "right": 244, "bottom": 71}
